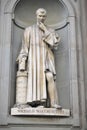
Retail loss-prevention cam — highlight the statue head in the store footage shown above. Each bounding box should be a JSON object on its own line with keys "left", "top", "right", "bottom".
{"left": 36, "top": 8, "right": 47, "bottom": 23}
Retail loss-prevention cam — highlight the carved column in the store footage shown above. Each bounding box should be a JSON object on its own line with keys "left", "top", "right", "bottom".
{"left": 16, "top": 71, "right": 28, "bottom": 104}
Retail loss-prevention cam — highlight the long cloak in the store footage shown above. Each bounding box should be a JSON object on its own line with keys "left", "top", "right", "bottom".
{"left": 19, "top": 24, "right": 60, "bottom": 104}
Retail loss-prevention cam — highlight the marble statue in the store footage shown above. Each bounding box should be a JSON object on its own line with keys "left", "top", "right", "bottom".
{"left": 15, "top": 8, "right": 61, "bottom": 109}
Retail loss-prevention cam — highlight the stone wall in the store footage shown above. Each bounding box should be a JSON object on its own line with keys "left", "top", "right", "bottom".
{"left": 0, "top": 0, "right": 87, "bottom": 129}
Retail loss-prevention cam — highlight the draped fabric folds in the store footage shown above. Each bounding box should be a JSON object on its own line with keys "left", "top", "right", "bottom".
{"left": 18, "top": 24, "right": 60, "bottom": 104}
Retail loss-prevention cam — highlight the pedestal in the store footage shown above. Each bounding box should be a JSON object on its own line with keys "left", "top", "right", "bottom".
{"left": 11, "top": 107, "right": 70, "bottom": 117}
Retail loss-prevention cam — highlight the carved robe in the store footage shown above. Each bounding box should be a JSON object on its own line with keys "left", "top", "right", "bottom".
{"left": 18, "top": 24, "right": 60, "bottom": 104}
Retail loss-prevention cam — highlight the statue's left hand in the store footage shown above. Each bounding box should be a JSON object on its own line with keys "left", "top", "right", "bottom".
{"left": 39, "top": 22, "right": 47, "bottom": 32}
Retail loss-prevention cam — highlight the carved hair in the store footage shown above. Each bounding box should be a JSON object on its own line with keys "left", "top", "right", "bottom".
{"left": 36, "top": 8, "right": 47, "bottom": 15}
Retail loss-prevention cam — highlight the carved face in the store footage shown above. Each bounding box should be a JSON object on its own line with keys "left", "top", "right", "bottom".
{"left": 36, "top": 11, "right": 47, "bottom": 23}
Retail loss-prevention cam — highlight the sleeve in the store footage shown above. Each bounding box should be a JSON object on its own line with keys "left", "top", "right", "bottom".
{"left": 43, "top": 29, "right": 60, "bottom": 49}
{"left": 16, "top": 27, "right": 30, "bottom": 61}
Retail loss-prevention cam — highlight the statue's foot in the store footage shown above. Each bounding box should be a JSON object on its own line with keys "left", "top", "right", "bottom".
{"left": 51, "top": 104, "right": 62, "bottom": 109}
{"left": 36, "top": 105, "right": 45, "bottom": 108}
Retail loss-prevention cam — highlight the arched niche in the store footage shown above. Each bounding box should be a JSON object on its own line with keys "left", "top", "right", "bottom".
{"left": 13, "top": 0, "right": 68, "bottom": 27}
{"left": 1, "top": 0, "right": 79, "bottom": 126}
{"left": 11, "top": 0, "right": 78, "bottom": 118}
{"left": 11, "top": 0, "right": 70, "bottom": 109}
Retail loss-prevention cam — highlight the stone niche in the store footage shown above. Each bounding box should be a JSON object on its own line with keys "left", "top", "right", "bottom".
{"left": 11, "top": 0, "right": 70, "bottom": 109}
{"left": 1, "top": 0, "right": 79, "bottom": 126}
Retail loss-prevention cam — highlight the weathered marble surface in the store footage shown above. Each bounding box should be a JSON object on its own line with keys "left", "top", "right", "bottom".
{"left": 16, "top": 71, "right": 28, "bottom": 104}
{"left": 11, "top": 107, "right": 70, "bottom": 116}
{"left": 15, "top": 8, "right": 61, "bottom": 109}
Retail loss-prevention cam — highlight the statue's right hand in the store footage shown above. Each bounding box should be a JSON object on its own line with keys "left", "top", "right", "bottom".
{"left": 18, "top": 57, "right": 27, "bottom": 71}
{"left": 16, "top": 55, "right": 22, "bottom": 63}
{"left": 16, "top": 55, "right": 27, "bottom": 71}
{"left": 16, "top": 54, "right": 27, "bottom": 63}
{"left": 16, "top": 57, "right": 19, "bottom": 63}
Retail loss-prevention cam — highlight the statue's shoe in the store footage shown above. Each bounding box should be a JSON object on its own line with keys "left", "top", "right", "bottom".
{"left": 36, "top": 105, "right": 45, "bottom": 108}
{"left": 51, "top": 104, "right": 62, "bottom": 109}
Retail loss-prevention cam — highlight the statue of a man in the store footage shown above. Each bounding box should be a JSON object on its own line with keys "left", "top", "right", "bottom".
{"left": 16, "top": 8, "right": 61, "bottom": 109}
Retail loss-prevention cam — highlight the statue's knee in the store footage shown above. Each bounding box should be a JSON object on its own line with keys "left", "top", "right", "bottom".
{"left": 46, "top": 72, "right": 53, "bottom": 82}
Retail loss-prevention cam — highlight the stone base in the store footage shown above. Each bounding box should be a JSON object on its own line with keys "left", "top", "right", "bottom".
{"left": 11, "top": 107, "right": 70, "bottom": 117}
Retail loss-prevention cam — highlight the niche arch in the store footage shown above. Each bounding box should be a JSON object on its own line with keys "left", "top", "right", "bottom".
{"left": 4, "top": 0, "right": 75, "bottom": 16}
